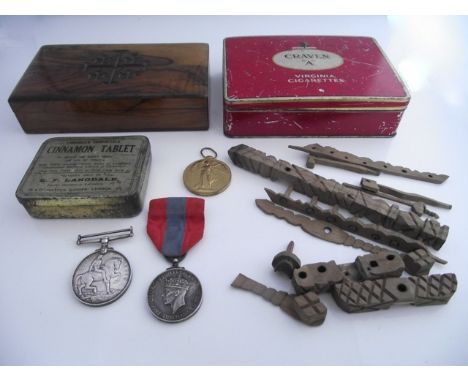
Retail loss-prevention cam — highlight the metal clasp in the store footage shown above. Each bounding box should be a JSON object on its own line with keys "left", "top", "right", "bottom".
{"left": 200, "top": 147, "right": 218, "bottom": 159}
{"left": 77, "top": 227, "right": 133, "bottom": 254}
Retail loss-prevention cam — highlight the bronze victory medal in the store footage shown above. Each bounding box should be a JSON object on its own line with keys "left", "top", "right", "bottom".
{"left": 183, "top": 147, "right": 231, "bottom": 196}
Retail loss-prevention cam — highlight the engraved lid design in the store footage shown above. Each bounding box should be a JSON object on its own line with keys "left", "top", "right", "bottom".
{"left": 82, "top": 51, "right": 151, "bottom": 84}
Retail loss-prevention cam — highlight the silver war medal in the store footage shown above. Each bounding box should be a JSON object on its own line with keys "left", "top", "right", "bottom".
{"left": 72, "top": 227, "right": 133, "bottom": 307}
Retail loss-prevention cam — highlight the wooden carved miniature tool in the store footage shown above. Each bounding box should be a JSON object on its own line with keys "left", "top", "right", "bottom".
{"left": 228, "top": 144, "right": 449, "bottom": 250}
{"left": 255, "top": 199, "right": 446, "bottom": 276}
{"left": 264, "top": 187, "right": 430, "bottom": 254}
{"left": 288, "top": 143, "right": 449, "bottom": 184}
{"left": 284, "top": 243, "right": 456, "bottom": 311}
{"left": 333, "top": 273, "right": 457, "bottom": 313}
{"left": 232, "top": 242, "right": 457, "bottom": 326}
{"left": 359, "top": 178, "right": 451, "bottom": 209}
{"left": 342, "top": 178, "right": 452, "bottom": 219}
{"left": 231, "top": 273, "right": 327, "bottom": 326}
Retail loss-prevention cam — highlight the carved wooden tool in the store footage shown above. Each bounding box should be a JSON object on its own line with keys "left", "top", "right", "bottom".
{"left": 343, "top": 182, "right": 439, "bottom": 218}
{"left": 232, "top": 242, "right": 457, "bottom": 326}
{"left": 289, "top": 143, "right": 449, "bottom": 184}
{"left": 360, "top": 178, "right": 451, "bottom": 209}
{"left": 284, "top": 242, "right": 456, "bottom": 311}
{"left": 333, "top": 273, "right": 457, "bottom": 313}
{"left": 264, "top": 187, "right": 430, "bottom": 254}
{"left": 256, "top": 199, "right": 445, "bottom": 276}
{"left": 231, "top": 273, "right": 327, "bottom": 326}
{"left": 273, "top": 241, "right": 406, "bottom": 290}
{"left": 228, "top": 144, "right": 449, "bottom": 249}
{"left": 342, "top": 178, "right": 452, "bottom": 219}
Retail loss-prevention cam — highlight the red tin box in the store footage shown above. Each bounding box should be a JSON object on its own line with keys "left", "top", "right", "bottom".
{"left": 223, "top": 36, "right": 410, "bottom": 137}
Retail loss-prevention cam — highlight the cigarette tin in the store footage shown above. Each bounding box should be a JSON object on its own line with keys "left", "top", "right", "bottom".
{"left": 223, "top": 36, "right": 410, "bottom": 137}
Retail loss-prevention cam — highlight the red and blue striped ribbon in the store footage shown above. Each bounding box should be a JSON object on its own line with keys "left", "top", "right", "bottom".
{"left": 147, "top": 197, "right": 205, "bottom": 258}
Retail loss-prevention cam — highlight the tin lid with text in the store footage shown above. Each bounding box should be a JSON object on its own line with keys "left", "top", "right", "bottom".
{"left": 224, "top": 36, "right": 410, "bottom": 111}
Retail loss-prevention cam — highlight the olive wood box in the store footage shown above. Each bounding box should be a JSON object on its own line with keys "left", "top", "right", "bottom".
{"left": 9, "top": 44, "right": 209, "bottom": 133}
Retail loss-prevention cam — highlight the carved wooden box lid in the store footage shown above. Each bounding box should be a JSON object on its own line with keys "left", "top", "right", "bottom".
{"left": 9, "top": 44, "right": 209, "bottom": 133}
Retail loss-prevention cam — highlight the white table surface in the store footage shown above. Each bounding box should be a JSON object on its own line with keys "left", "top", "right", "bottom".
{"left": 0, "top": 16, "right": 466, "bottom": 365}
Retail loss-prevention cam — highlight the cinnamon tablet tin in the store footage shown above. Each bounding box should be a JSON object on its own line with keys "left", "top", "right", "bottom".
{"left": 16, "top": 136, "right": 151, "bottom": 218}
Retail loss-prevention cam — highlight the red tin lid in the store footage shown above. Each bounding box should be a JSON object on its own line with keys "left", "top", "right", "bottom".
{"left": 224, "top": 36, "right": 410, "bottom": 111}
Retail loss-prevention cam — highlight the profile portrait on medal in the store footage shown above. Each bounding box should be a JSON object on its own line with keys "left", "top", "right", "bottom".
{"left": 163, "top": 277, "right": 190, "bottom": 314}
{"left": 74, "top": 253, "right": 123, "bottom": 298}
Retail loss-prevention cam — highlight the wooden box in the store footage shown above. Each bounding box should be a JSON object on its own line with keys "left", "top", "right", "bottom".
{"left": 9, "top": 44, "right": 209, "bottom": 133}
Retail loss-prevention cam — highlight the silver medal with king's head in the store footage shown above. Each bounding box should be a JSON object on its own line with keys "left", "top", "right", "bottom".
{"left": 147, "top": 267, "right": 203, "bottom": 323}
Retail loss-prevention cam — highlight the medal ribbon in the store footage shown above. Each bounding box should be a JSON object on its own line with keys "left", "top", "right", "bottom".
{"left": 147, "top": 197, "right": 205, "bottom": 259}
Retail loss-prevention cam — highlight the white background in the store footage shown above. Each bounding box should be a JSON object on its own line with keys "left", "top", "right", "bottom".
{"left": 0, "top": 16, "right": 467, "bottom": 366}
